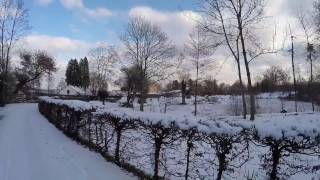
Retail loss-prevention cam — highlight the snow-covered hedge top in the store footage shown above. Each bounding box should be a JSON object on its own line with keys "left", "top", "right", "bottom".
{"left": 95, "top": 107, "right": 243, "bottom": 136}
{"left": 39, "top": 98, "right": 320, "bottom": 141}
{"left": 39, "top": 96, "right": 93, "bottom": 111}
{"left": 252, "top": 112, "right": 320, "bottom": 141}
{"left": 96, "top": 105, "right": 320, "bottom": 141}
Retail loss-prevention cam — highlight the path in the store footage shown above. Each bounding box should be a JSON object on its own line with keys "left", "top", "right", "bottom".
{"left": 0, "top": 103, "right": 136, "bottom": 180}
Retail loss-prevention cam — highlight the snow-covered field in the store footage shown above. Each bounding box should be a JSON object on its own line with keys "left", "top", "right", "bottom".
{"left": 117, "top": 92, "right": 320, "bottom": 117}
{"left": 0, "top": 103, "right": 136, "bottom": 180}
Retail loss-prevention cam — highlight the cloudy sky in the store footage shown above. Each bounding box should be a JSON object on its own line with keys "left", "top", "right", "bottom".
{"left": 22, "top": 0, "right": 317, "bottom": 87}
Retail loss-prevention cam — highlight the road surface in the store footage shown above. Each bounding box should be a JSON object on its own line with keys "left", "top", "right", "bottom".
{"left": 0, "top": 103, "right": 136, "bottom": 180}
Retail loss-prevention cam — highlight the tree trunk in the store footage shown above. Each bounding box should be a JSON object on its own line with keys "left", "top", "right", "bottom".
{"left": 99, "top": 123, "right": 103, "bottom": 145}
{"left": 104, "top": 130, "right": 109, "bottom": 152}
{"left": 270, "top": 146, "right": 281, "bottom": 180}
{"left": 139, "top": 95, "right": 144, "bottom": 111}
{"left": 310, "top": 53, "right": 315, "bottom": 112}
{"left": 185, "top": 136, "right": 193, "bottom": 180}
{"left": 194, "top": 63, "right": 199, "bottom": 116}
{"left": 153, "top": 138, "right": 163, "bottom": 180}
{"left": 216, "top": 153, "right": 226, "bottom": 180}
{"left": 88, "top": 116, "right": 92, "bottom": 145}
{"left": 238, "top": 24, "right": 255, "bottom": 120}
{"left": 236, "top": 58, "right": 247, "bottom": 119}
{"left": 182, "top": 93, "right": 186, "bottom": 105}
{"left": 291, "top": 36, "right": 298, "bottom": 113}
{"left": 115, "top": 128, "right": 122, "bottom": 162}
{"left": 181, "top": 80, "right": 186, "bottom": 105}
{"left": 95, "top": 122, "right": 99, "bottom": 143}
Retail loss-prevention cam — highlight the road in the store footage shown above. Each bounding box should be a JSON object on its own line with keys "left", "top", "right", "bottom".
{"left": 0, "top": 103, "right": 136, "bottom": 180}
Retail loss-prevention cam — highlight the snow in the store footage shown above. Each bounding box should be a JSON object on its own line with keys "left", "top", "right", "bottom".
{"left": 131, "top": 93, "right": 319, "bottom": 116}
{"left": 95, "top": 103, "right": 320, "bottom": 141}
{"left": 39, "top": 96, "right": 93, "bottom": 111}
{"left": 0, "top": 103, "right": 136, "bottom": 180}
{"left": 98, "top": 107, "right": 243, "bottom": 136}
{"left": 42, "top": 95, "right": 320, "bottom": 140}
{"left": 253, "top": 112, "right": 320, "bottom": 140}
{"left": 57, "top": 85, "right": 91, "bottom": 96}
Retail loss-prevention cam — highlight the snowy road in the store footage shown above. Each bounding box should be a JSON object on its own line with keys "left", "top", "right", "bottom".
{"left": 0, "top": 103, "right": 136, "bottom": 180}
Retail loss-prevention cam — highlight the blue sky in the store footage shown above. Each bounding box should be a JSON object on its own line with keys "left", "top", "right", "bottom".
{"left": 26, "top": 0, "right": 197, "bottom": 44}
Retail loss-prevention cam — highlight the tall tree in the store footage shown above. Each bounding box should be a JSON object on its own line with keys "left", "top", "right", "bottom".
{"left": 0, "top": 0, "right": 30, "bottom": 104}
{"left": 65, "top": 59, "right": 73, "bottom": 85}
{"left": 185, "top": 25, "right": 216, "bottom": 116}
{"left": 88, "top": 45, "right": 118, "bottom": 96}
{"left": 201, "top": 0, "right": 272, "bottom": 120}
{"left": 288, "top": 26, "right": 298, "bottom": 112}
{"left": 79, "top": 57, "right": 90, "bottom": 90}
{"left": 65, "top": 59, "right": 81, "bottom": 87}
{"left": 121, "top": 16, "right": 175, "bottom": 112}
{"left": 297, "top": 10, "right": 317, "bottom": 111}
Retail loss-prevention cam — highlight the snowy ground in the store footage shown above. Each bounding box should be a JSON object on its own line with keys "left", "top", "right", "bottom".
{"left": 116, "top": 92, "right": 320, "bottom": 117}
{"left": 0, "top": 103, "right": 136, "bottom": 180}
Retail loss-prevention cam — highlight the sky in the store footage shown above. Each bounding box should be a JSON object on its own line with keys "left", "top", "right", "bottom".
{"left": 20, "top": 0, "right": 317, "bottom": 88}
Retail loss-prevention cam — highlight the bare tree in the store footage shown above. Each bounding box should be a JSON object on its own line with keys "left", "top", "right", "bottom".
{"left": 185, "top": 25, "right": 216, "bottom": 116}
{"left": 288, "top": 25, "right": 298, "bottom": 112}
{"left": 200, "top": 0, "right": 273, "bottom": 120}
{"left": 297, "top": 10, "right": 317, "bottom": 111}
{"left": 88, "top": 45, "right": 119, "bottom": 96}
{"left": 0, "top": 0, "right": 29, "bottom": 104}
{"left": 121, "top": 16, "right": 175, "bottom": 111}
{"left": 200, "top": 1, "right": 247, "bottom": 119}
{"left": 259, "top": 66, "right": 290, "bottom": 92}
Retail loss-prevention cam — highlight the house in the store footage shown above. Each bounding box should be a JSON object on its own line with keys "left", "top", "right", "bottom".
{"left": 148, "top": 83, "right": 161, "bottom": 94}
{"left": 58, "top": 85, "right": 90, "bottom": 96}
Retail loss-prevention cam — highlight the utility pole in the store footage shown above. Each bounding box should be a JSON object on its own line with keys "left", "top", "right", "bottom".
{"left": 291, "top": 35, "right": 298, "bottom": 113}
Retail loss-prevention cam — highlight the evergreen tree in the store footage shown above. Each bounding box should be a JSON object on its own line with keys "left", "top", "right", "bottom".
{"left": 79, "top": 57, "right": 90, "bottom": 89}
{"left": 65, "top": 59, "right": 73, "bottom": 85}
{"left": 65, "top": 59, "right": 81, "bottom": 86}
{"left": 73, "top": 59, "right": 81, "bottom": 86}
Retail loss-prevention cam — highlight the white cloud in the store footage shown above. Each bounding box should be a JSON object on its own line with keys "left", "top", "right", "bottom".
{"left": 128, "top": 6, "right": 200, "bottom": 47}
{"left": 60, "top": 0, "right": 112, "bottom": 19}
{"left": 35, "top": 0, "right": 54, "bottom": 6}
{"left": 84, "top": 7, "right": 112, "bottom": 18}
{"left": 21, "top": 34, "right": 93, "bottom": 62}
{"left": 60, "top": 0, "right": 83, "bottom": 9}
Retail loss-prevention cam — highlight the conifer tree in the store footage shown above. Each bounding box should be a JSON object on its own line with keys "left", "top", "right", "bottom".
{"left": 79, "top": 57, "right": 90, "bottom": 89}
{"left": 65, "top": 59, "right": 81, "bottom": 86}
